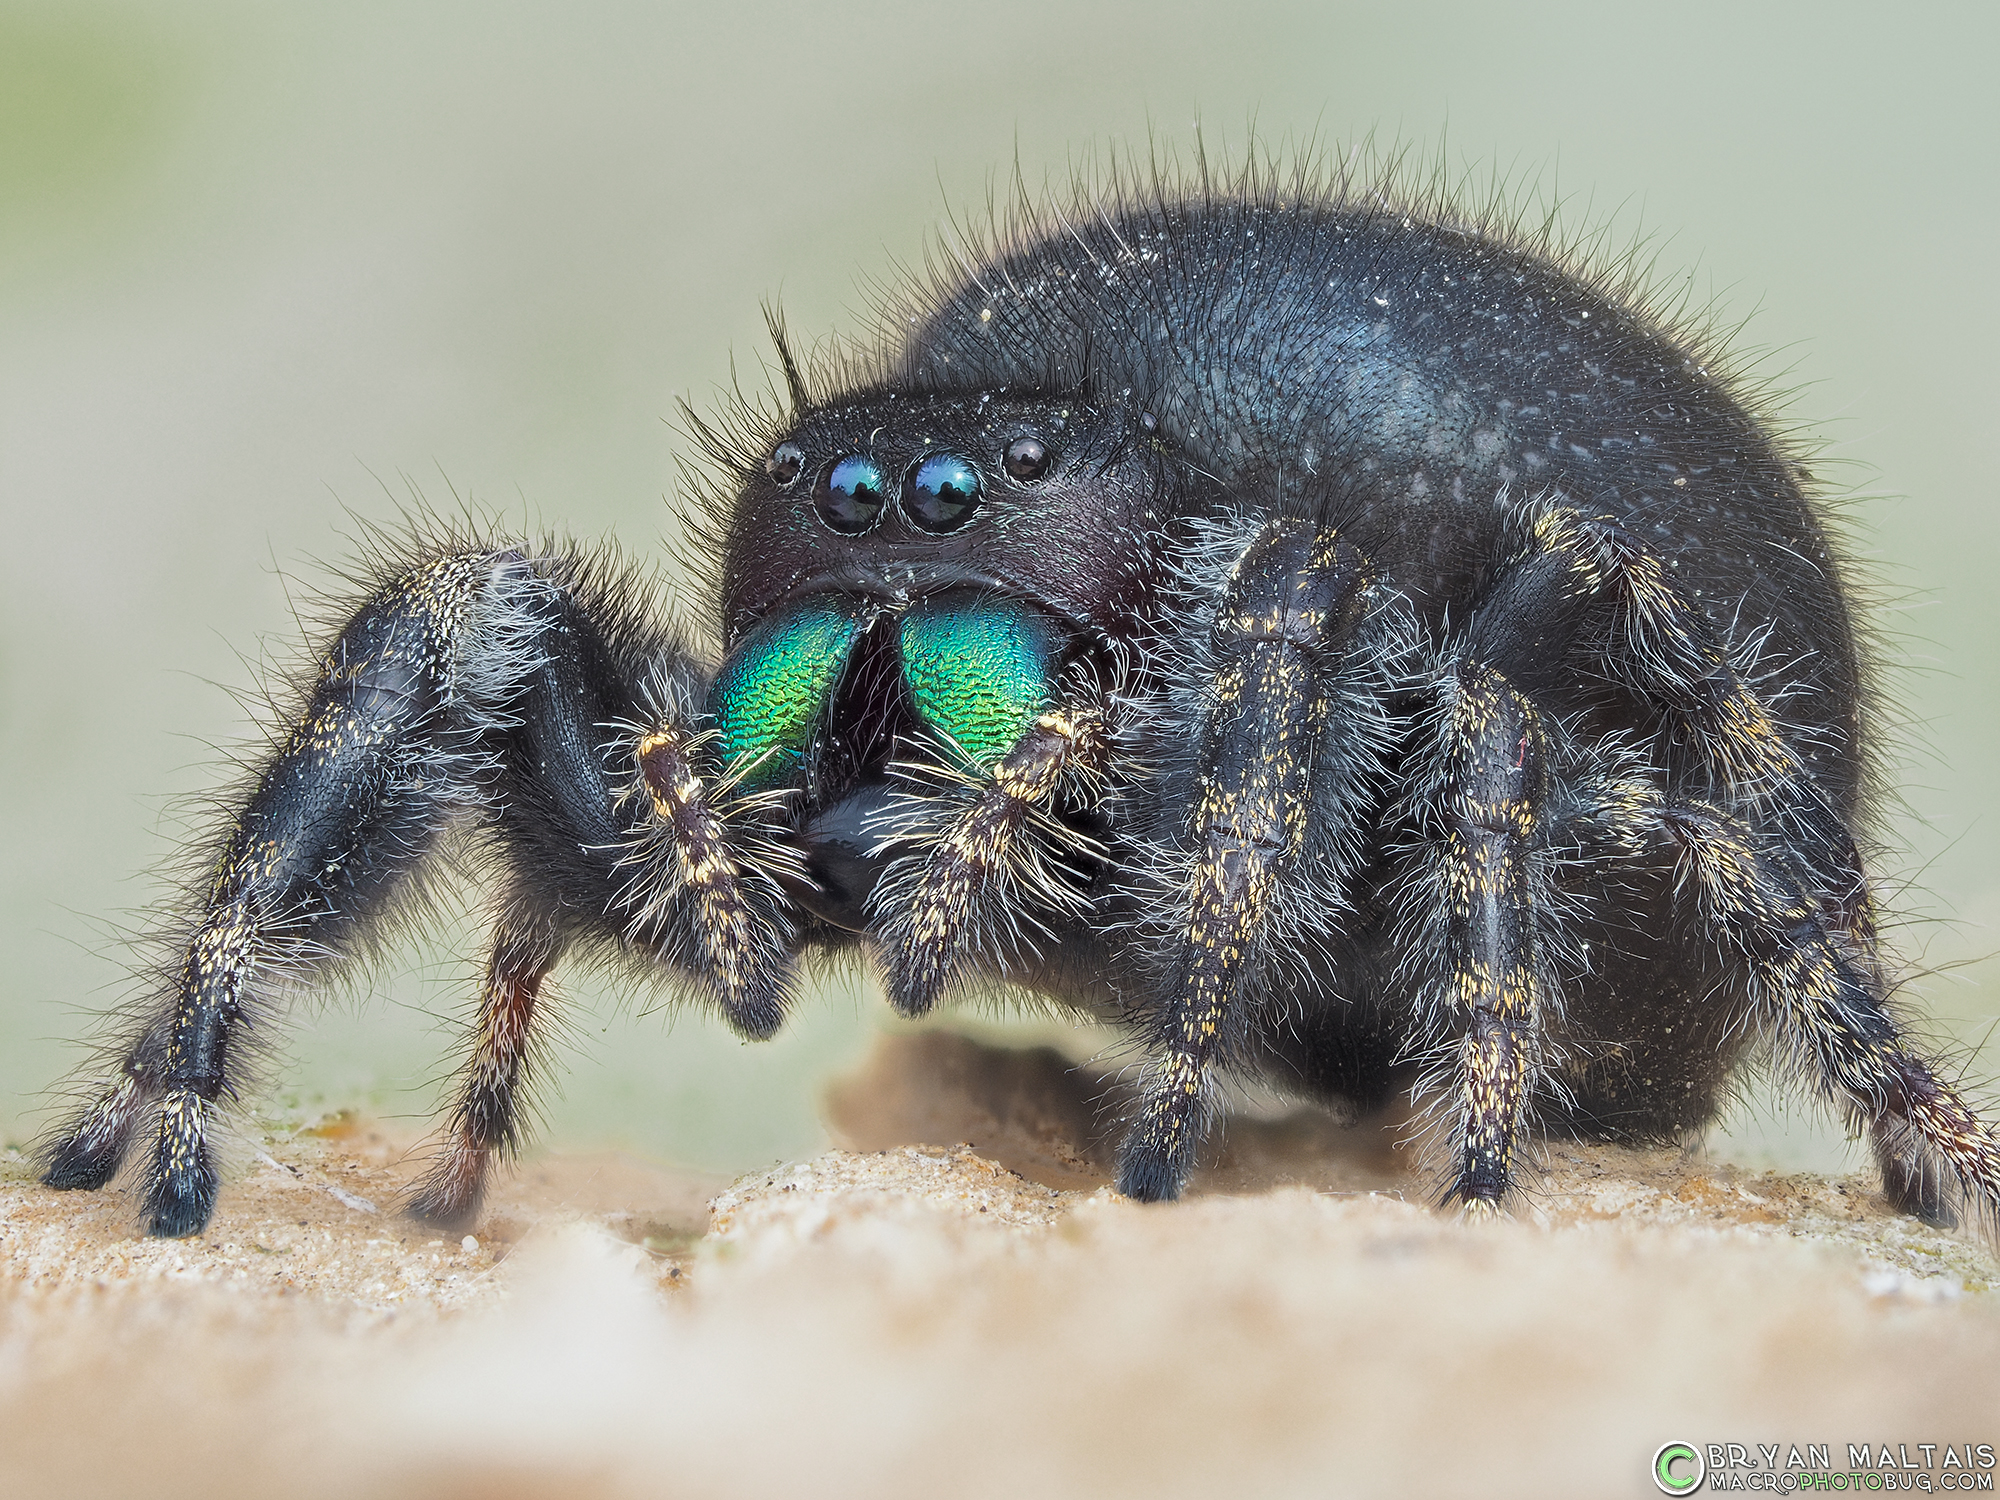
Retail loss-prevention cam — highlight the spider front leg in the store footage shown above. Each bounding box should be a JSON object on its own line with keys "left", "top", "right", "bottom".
{"left": 43, "top": 548, "right": 805, "bottom": 1237}
{"left": 1116, "top": 517, "right": 1396, "bottom": 1202}
{"left": 42, "top": 551, "right": 555, "bottom": 1235}
{"left": 1403, "top": 663, "right": 1553, "bottom": 1212}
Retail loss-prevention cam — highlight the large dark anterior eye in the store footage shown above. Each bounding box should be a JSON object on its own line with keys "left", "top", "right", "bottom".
{"left": 815, "top": 454, "right": 887, "bottom": 533}
{"left": 903, "top": 453, "right": 982, "bottom": 533}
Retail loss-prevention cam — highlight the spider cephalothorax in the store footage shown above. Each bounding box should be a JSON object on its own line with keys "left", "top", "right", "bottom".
{"left": 40, "top": 161, "right": 2000, "bottom": 1241}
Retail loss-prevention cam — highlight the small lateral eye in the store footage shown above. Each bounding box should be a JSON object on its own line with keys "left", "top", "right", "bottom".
{"left": 903, "top": 453, "right": 982, "bottom": 533}
{"left": 814, "top": 454, "right": 887, "bottom": 533}
{"left": 1003, "top": 435, "right": 1052, "bottom": 482}
{"left": 766, "top": 442, "right": 805, "bottom": 486}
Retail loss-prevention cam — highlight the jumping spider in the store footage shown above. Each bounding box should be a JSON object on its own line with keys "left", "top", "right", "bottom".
{"left": 41, "top": 162, "right": 2000, "bottom": 1240}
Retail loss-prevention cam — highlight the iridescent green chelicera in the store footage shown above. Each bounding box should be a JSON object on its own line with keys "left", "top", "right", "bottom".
{"left": 708, "top": 591, "right": 1064, "bottom": 788}
{"left": 898, "top": 592, "right": 1065, "bottom": 766}
{"left": 708, "top": 600, "right": 866, "bottom": 788}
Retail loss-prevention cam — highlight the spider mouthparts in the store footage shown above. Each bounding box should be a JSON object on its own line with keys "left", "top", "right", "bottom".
{"left": 790, "top": 780, "right": 903, "bottom": 932}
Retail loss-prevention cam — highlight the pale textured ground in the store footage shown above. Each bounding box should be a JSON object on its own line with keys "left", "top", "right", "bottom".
{"left": 2, "top": 1032, "right": 1995, "bottom": 1499}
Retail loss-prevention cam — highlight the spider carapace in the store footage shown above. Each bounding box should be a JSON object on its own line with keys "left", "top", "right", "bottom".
{"left": 41, "top": 166, "right": 2000, "bottom": 1240}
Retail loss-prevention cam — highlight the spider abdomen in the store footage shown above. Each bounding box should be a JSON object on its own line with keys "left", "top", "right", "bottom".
{"left": 904, "top": 200, "right": 1863, "bottom": 808}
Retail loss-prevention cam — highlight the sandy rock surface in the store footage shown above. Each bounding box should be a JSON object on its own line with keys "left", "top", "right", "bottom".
{"left": 2, "top": 1032, "right": 1995, "bottom": 1499}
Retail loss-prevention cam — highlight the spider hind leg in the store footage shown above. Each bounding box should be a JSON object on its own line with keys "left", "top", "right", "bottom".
{"left": 1525, "top": 501, "right": 1868, "bottom": 919}
{"left": 1528, "top": 504, "right": 2000, "bottom": 1229}
{"left": 1407, "top": 662, "right": 1554, "bottom": 1212}
{"left": 1659, "top": 802, "right": 2000, "bottom": 1234}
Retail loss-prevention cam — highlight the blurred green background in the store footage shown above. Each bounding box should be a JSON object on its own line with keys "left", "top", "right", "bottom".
{"left": 3, "top": 0, "right": 1996, "bottom": 1177}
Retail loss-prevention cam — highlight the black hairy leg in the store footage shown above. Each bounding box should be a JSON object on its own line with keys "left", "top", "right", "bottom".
{"left": 1459, "top": 502, "right": 1996, "bottom": 1219}
{"left": 1522, "top": 502, "right": 1869, "bottom": 930}
{"left": 40, "top": 546, "right": 798, "bottom": 1237}
{"left": 1407, "top": 663, "right": 1552, "bottom": 1212}
{"left": 404, "top": 897, "right": 561, "bottom": 1230}
{"left": 1504, "top": 506, "right": 1968, "bottom": 1184}
{"left": 1388, "top": 498, "right": 1884, "bottom": 1209}
{"left": 43, "top": 552, "right": 546, "bottom": 1236}
{"left": 1116, "top": 518, "right": 1387, "bottom": 1201}
{"left": 1653, "top": 801, "right": 2000, "bottom": 1230}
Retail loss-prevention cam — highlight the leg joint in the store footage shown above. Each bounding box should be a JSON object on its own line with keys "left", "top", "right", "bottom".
{"left": 1214, "top": 519, "right": 1371, "bottom": 657}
